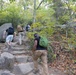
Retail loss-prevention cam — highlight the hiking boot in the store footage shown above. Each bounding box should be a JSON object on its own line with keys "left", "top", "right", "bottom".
{"left": 33, "top": 69, "right": 39, "bottom": 74}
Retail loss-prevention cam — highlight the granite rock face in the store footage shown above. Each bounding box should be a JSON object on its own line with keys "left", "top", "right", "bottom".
{"left": 13, "top": 63, "right": 34, "bottom": 75}
{"left": 0, "top": 23, "right": 12, "bottom": 43}
{"left": 0, "top": 57, "right": 5, "bottom": 69}
{"left": 1, "top": 52, "right": 15, "bottom": 70}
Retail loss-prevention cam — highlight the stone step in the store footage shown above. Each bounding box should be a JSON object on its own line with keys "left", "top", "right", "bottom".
{"left": 12, "top": 46, "right": 25, "bottom": 51}
{"left": 12, "top": 50, "right": 32, "bottom": 55}
{"left": 0, "top": 70, "right": 15, "bottom": 75}
{"left": 11, "top": 51, "right": 26, "bottom": 55}
{"left": 27, "top": 64, "right": 43, "bottom": 75}
{"left": 11, "top": 45, "right": 30, "bottom": 51}
{"left": 1, "top": 52, "right": 15, "bottom": 70}
{"left": 13, "top": 62, "right": 34, "bottom": 75}
{"left": 27, "top": 72, "right": 40, "bottom": 75}
{"left": 15, "top": 55, "right": 33, "bottom": 63}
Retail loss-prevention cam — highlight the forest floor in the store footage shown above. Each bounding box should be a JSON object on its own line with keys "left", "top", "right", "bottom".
{"left": 48, "top": 36, "right": 76, "bottom": 75}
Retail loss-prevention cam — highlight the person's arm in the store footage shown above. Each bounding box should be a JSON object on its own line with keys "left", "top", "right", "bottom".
{"left": 32, "top": 40, "right": 37, "bottom": 53}
{"left": 13, "top": 32, "right": 17, "bottom": 37}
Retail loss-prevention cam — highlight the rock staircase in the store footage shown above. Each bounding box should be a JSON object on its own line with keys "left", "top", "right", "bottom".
{"left": 0, "top": 38, "right": 67, "bottom": 75}
{"left": 11, "top": 45, "right": 34, "bottom": 75}
{"left": 0, "top": 38, "right": 42, "bottom": 75}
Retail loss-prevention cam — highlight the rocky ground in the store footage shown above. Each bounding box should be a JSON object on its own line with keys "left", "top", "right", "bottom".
{"left": 0, "top": 38, "right": 70, "bottom": 75}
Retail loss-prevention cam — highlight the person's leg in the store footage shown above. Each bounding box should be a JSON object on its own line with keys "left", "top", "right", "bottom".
{"left": 6, "top": 35, "right": 11, "bottom": 47}
{"left": 33, "top": 50, "right": 42, "bottom": 73}
{"left": 41, "top": 50, "right": 49, "bottom": 75}
{"left": 6, "top": 35, "right": 13, "bottom": 50}
{"left": 18, "top": 32, "right": 22, "bottom": 45}
{"left": 22, "top": 32, "right": 24, "bottom": 38}
{"left": 33, "top": 51, "right": 39, "bottom": 71}
{"left": 21, "top": 32, "right": 24, "bottom": 43}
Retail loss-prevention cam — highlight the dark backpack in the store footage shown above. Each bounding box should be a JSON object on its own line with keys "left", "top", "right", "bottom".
{"left": 26, "top": 26, "right": 28, "bottom": 31}
{"left": 26, "top": 25, "right": 30, "bottom": 31}
{"left": 7, "top": 27, "right": 14, "bottom": 34}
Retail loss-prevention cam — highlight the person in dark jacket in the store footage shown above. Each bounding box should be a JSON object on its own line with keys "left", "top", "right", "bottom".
{"left": 3, "top": 27, "right": 14, "bottom": 49}
{"left": 32, "top": 33, "right": 49, "bottom": 75}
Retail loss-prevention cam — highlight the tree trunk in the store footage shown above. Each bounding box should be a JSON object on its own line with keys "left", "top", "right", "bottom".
{"left": 33, "top": 0, "right": 36, "bottom": 23}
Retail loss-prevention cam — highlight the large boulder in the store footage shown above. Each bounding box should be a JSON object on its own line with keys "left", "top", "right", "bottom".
{"left": 13, "top": 63, "right": 34, "bottom": 75}
{"left": 1, "top": 52, "right": 15, "bottom": 71}
{"left": 0, "top": 23, "right": 12, "bottom": 43}
{"left": 0, "top": 57, "right": 5, "bottom": 69}
{"left": 0, "top": 70, "right": 15, "bottom": 75}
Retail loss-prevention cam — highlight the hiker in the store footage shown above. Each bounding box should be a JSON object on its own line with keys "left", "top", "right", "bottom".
{"left": 26, "top": 24, "right": 30, "bottom": 31}
{"left": 32, "top": 33, "right": 49, "bottom": 75}
{"left": 17, "top": 25, "right": 24, "bottom": 45}
{"left": 3, "top": 27, "right": 14, "bottom": 49}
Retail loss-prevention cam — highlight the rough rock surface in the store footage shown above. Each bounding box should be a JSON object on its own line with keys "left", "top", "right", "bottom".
{"left": 0, "top": 23, "right": 12, "bottom": 42}
{"left": 0, "top": 36, "right": 67, "bottom": 75}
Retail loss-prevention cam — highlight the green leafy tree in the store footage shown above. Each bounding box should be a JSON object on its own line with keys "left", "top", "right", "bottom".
{"left": 5, "top": 2, "right": 23, "bottom": 27}
{"left": 31, "top": 7, "right": 55, "bottom": 36}
{"left": 9, "top": 0, "right": 15, "bottom": 3}
{"left": 0, "top": 0, "right": 4, "bottom": 10}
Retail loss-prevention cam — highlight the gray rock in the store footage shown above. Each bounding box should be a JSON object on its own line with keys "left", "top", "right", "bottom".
{"left": 12, "top": 47, "right": 24, "bottom": 51}
{"left": 0, "top": 23, "right": 12, "bottom": 42}
{"left": 1, "top": 70, "right": 15, "bottom": 75}
{"left": 10, "top": 73, "right": 15, "bottom": 75}
{"left": 12, "top": 51, "right": 25, "bottom": 55}
{"left": 0, "top": 57, "right": 5, "bottom": 69}
{"left": 1, "top": 52, "right": 14, "bottom": 59}
{"left": 1, "top": 52, "right": 15, "bottom": 70}
{"left": 2, "top": 48, "right": 8, "bottom": 52}
{"left": 0, "top": 70, "right": 3, "bottom": 75}
{"left": 27, "top": 56, "right": 33, "bottom": 62}
{"left": 13, "top": 62, "right": 34, "bottom": 75}
{"left": 27, "top": 72, "right": 40, "bottom": 75}
{"left": 15, "top": 55, "right": 29, "bottom": 63}
{"left": 1, "top": 70, "right": 10, "bottom": 75}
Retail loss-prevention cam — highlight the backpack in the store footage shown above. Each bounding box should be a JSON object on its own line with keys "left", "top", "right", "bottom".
{"left": 17, "top": 25, "right": 23, "bottom": 32}
{"left": 26, "top": 26, "right": 28, "bottom": 31}
{"left": 39, "top": 36, "right": 48, "bottom": 47}
{"left": 7, "top": 27, "right": 14, "bottom": 34}
{"left": 26, "top": 25, "right": 30, "bottom": 31}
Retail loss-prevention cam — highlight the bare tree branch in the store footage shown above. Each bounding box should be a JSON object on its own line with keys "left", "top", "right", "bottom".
{"left": 36, "top": 0, "right": 44, "bottom": 10}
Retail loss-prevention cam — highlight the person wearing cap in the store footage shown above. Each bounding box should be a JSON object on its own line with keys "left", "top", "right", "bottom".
{"left": 32, "top": 33, "right": 49, "bottom": 75}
